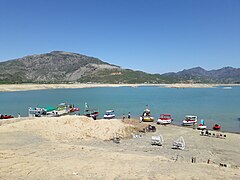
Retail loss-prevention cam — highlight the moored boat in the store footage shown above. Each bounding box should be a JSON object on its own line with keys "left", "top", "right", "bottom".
{"left": 182, "top": 115, "right": 198, "bottom": 126}
{"left": 213, "top": 124, "right": 221, "bottom": 130}
{"left": 140, "top": 107, "right": 154, "bottom": 122}
{"left": 28, "top": 102, "right": 76, "bottom": 117}
{"left": 84, "top": 102, "right": 99, "bottom": 120}
{"left": 223, "top": 87, "right": 232, "bottom": 90}
{"left": 0, "top": 114, "right": 14, "bottom": 119}
{"left": 103, "top": 110, "right": 115, "bottom": 119}
{"left": 157, "top": 114, "right": 173, "bottom": 124}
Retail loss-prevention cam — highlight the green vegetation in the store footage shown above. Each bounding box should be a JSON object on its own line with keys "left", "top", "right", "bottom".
{"left": 77, "top": 69, "right": 176, "bottom": 84}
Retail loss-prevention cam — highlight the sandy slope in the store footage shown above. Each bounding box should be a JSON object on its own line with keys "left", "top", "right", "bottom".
{"left": 0, "top": 116, "right": 239, "bottom": 179}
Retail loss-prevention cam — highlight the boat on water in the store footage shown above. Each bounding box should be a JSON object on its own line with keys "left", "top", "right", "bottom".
{"left": 223, "top": 87, "right": 232, "bottom": 90}
{"left": 28, "top": 103, "right": 78, "bottom": 117}
{"left": 157, "top": 114, "right": 173, "bottom": 124}
{"left": 213, "top": 124, "right": 221, "bottom": 130}
{"left": 84, "top": 102, "right": 99, "bottom": 120}
{"left": 182, "top": 115, "right": 198, "bottom": 126}
{"left": 0, "top": 114, "right": 14, "bottom": 119}
{"left": 103, "top": 110, "right": 115, "bottom": 119}
{"left": 140, "top": 107, "right": 154, "bottom": 122}
{"left": 197, "top": 119, "right": 207, "bottom": 130}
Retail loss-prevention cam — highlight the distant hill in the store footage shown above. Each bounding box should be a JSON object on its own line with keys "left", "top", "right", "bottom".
{"left": 0, "top": 51, "right": 170, "bottom": 84}
{"left": 0, "top": 51, "right": 239, "bottom": 84}
{"left": 162, "top": 66, "right": 240, "bottom": 83}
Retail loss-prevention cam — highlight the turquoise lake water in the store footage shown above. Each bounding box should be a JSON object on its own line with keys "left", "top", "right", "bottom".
{"left": 0, "top": 86, "right": 240, "bottom": 133}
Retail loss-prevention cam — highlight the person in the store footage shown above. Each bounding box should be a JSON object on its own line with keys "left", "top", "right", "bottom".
{"left": 205, "top": 129, "right": 209, "bottom": 136}
{"left": 18, "top": 113, "right": 21, "bottom": 118}
{"left": 122, "top": 113, "right": 125, "bottom": 120}
{"left": 128, "top": 112, "right": 131, "bottom": 119}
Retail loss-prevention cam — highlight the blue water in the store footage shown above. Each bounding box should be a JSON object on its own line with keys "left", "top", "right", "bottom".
{"left": 0, "top": 86, "right": 240, "bottom": 133}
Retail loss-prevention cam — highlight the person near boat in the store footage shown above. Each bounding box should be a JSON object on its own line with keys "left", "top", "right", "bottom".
{"left": 140, "top": 106, "right": 154, "bottom": 122}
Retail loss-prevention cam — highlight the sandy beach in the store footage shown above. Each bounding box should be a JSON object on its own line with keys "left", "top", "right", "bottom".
{"left": 0, "top": 116, "right": 239, "bottom": 179}
{"left": 1, "top": 83, "right": 239, "bottom": 92}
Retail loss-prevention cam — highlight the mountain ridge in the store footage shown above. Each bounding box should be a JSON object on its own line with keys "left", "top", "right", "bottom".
{"left": 0, "top": 51, "right": 168, "bottom": 84}
{"left": 0, "top": 51, "right": 239, "bottom": 84}
{"left": 162, "top": 66, "right": 240, "bottom": 83}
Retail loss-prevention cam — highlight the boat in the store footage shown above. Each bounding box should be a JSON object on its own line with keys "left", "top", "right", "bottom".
{"left": 0, "top": 114, "right": 14, "bottom": 119}
{"left": 84, "top": 102, "right": 99, "bottom": 120}
{"left": 28, "top": 102, "right": 76, "bottom": 117}
{"left": 213, "top": 124, "right": 221, "bottom": 130}
{"left": 28, "top": 107, "right": 51, "bottom": 117}
{"left": 157, "top": 114, "right": 173, "bottom": 124}
{"left": 197, "top": 119, "right": 207, "bottom": 130}
{"left": 140, "top": 107, "right": 154, "bottom": 122}
{"left": 182, "top": 115, "right": 198, "bottom": 126}
{"left": 103, "top": 110, "right": 115, "bottom": 119}
{"left": 223, "top": 87, "right": 232, "bottom": 90}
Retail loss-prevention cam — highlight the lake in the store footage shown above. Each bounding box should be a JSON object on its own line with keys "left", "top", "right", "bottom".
{"left": 0, "top": 86, "right": 240, "bottom": 133}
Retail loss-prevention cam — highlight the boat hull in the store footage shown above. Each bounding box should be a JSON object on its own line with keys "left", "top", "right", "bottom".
{"left": 182, "top": 120, "right": 197, "bottom": 126}
{"left": 213, "top": 126, "right": 221, "bottom": 130}
{"left": 197, "top": 125, "right": 207, "bottom": 130}
{"left": 157, "top": 119, "right": 172, "bottom": 124}
{"left": 0, "top": 115, "right": 14, "bottom": 119}
{"left": 104, "top": 115, "right": 115, "bottom": 119}
{"left": 142, "top": 116, "right": 154, "bottom": 122}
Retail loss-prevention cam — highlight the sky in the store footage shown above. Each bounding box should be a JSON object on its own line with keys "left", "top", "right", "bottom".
{"left": 0, "top": 0, "right": 239, "bottom": 74}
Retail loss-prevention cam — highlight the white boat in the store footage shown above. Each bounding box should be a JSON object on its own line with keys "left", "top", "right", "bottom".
{"left": 157, "top": 114, "right": 173, "bottom": 124}
{"left": 223, "top": 87, "right": 232, "bottom": 90}
{"left": 28, "top": 103, "right": 73, "bottom": 117}
{"left": 28, "top": 107, "right": 55, "bottom": 117}
{"left": 182, "top": 115, "right": 198, "bottom": 126}
{"left": 103, "top": 110, "right": 115, "bottom": 119}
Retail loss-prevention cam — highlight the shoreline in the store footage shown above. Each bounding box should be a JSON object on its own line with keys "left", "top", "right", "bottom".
{"left": 1, "top": 116, "right": 239, "bottom": 134}
{"left": 0, "top": 116, "right": 239, "bottom": 179}
{"left": 0, "top": 83, "right": 239, "bottom": 92}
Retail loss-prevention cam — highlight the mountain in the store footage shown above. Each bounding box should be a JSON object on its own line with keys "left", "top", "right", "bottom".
{"left": 0, "top": 51, "right": 239, "bottom": 84}
{"left": 162, "top": 66, "right": 240, "bottom": 83}
{"left": 0, "top": 51, "right": 170, "bottom": 84}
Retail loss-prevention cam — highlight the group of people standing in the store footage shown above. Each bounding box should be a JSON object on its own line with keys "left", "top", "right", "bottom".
{"left": 122, "top": 112, "right": 131, "bottom": 120}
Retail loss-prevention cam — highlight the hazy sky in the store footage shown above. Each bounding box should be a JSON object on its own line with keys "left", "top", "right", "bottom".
{"left": 0, "top": 0, "right": 239, "bottom": 73}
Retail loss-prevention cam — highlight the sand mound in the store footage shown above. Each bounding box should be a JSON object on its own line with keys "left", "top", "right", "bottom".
{"left": 2, "top": 116, "right": 137, "bottom": 141}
